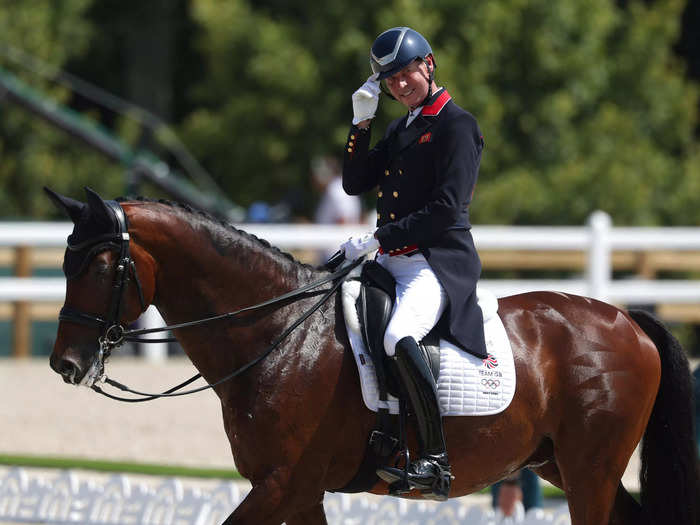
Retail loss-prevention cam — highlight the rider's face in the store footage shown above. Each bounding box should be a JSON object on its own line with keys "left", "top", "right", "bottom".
{"left": 385, "top": 58, "right": 433, "bottom": 110}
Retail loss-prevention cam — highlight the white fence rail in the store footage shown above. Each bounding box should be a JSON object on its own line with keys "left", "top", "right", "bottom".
{"left": 2, "top": 211, "right": 700, "bottom": 358}
{"left": 2, "top": 211, "right": 700, "bottom": 304}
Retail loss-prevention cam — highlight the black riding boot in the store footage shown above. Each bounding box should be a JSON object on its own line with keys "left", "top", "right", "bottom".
{"left": 376, "top": 336, "right": 452, "bottom": 501}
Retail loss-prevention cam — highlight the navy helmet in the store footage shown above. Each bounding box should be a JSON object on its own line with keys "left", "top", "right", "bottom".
{"left": 370, "top": 27, "right": 434, "bottom": 80}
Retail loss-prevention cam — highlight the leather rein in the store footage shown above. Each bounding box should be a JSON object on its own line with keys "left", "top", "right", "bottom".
{"left": 58, "top": 200, "right": 360, "bottom": 402}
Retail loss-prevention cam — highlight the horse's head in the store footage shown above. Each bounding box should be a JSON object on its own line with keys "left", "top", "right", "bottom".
{"left": 45, "top": 187, "right": 155, "bottom": 386}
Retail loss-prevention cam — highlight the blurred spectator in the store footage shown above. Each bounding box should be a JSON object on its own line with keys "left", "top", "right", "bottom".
{"left": 247, "top": 201, "right": 271, "bottom": 223}
{"left": 492, "top": 468, "right": 542, "bottom": 512}
{"left": 246, "top": 200, "right": 295, "bottom": 223}
{"left": 520, "top": 468, "right": 543, "bottom": 509}
{"left": 312, "top": 155, "right": 362, "bottom": 225}
{"left": 494, "top": 474, "right": 525, "bottom": 523}
{"left": 311, "top": 155, "right": 362, "bottom": 262}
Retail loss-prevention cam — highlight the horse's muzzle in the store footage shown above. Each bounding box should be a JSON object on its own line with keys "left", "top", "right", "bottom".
{"left": 50, "top": 353, "right": 84, "bottom": 384}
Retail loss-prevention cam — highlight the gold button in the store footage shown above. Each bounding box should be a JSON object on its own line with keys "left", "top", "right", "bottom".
{"left": 390, "top": 213, "right": 396, "bottom": 219}
{"left": 348, "top": 141, "right": 354, "bottom": 146}
{"left": 399, "top": 169, "right": 403, "bottom": 174}
{"left": 393, "top": 191, "right": 398, "bottom": 198}
{"left": 384, "top": 169, "right": 390, "bottom": 176}
{"left": 403, "top": 245, "right": 408, "bottom": 249}
{"left": 347, "top": 147, "right": 352, "bottom": 152}
{"left": 378, "top": 191, "right": 383, "bottom": 197}
{"left": 377, "top": 213, "right": 381, "bottom": 220}
{"left": 350, "top": 134, "right": 356, "bottom": 140}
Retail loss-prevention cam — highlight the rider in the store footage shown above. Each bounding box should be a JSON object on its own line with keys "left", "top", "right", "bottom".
{"left": 339, "top": 27, "right": 487, "bottom": 500}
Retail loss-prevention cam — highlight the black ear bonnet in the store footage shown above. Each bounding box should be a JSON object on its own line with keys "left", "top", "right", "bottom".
{"left": 64, "top": 206, "right": 123, "bottom": 280}
{"left": 44, "top": 187, "right": 125, "bottom": 280}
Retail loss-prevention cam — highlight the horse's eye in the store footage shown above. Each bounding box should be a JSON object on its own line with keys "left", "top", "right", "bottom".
{"left": 94, "top": 262, "right": 111, "bottom": 277}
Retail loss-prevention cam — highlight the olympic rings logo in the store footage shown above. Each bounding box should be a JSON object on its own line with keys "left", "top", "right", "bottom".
{"left": 481, "top": 378, "right": 500, "bottom": 389}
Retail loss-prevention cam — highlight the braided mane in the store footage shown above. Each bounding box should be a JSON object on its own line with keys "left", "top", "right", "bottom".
{"left": 117, "top": 196, "right": 317, "bottom": 271}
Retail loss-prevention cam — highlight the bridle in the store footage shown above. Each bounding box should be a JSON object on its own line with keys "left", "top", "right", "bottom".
{"left": 58, "top": 200, "right": 147, "bottom": 355}
{"left": 57, "top": 200, "right": 360, "bottom": 402}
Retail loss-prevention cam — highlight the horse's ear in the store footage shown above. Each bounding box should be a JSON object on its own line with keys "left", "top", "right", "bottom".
{"left": 84, "top": 186, "right": 114, "bottom": 228}
{"left": 43, "top": 187, "right": 85, "bottom": 224}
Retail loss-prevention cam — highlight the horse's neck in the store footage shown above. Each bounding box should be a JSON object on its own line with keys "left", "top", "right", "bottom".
{"left": 129, "top": 203, "right": 320, "bottom": 382}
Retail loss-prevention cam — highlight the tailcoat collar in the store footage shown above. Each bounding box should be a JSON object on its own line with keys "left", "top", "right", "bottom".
{"left": 388, "top": 89, "right": 451, "bottom": 158}
{"left": 420, "top": 88, "right": 451, "bottom": 117}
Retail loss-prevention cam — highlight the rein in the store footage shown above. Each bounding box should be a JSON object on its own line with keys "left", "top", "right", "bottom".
{"left": 119, "top": 259, "right": 356, "bottom": 343}
{"left": 93, "top": 264, "right": 356, "bottom": 402}
{"left": 59, "top": 199, "right": 361, "bottom": 402}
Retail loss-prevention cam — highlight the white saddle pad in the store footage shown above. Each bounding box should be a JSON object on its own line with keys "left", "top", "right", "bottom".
{"left": 341, "top": 271, "right": 516, "bottom": 416}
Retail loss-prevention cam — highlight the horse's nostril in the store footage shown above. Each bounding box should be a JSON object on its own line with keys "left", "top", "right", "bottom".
{"left": 52, "top": 357, "right": 81, "bottom": 383}
{"left": 60, "top": 360, "right": 75, "bottom": 375}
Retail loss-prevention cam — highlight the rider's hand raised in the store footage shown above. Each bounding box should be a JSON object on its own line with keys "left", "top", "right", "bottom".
{"left": 351, "top": 73, "right": 380, "bottom": 125}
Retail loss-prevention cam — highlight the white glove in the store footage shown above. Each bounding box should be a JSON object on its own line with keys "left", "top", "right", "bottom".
{"left": 341, "top": 232, "right": 380, "bottom": 261}
{"left": 351, "top": 73, "right": 380, "bottom": 125}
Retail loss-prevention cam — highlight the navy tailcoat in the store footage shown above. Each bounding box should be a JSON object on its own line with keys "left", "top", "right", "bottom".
{"left": 342, "top": 89, "right": 487, "bottom": 358}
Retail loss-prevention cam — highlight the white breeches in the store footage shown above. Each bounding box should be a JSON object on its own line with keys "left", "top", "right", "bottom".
{"left": 377, "top": 252, "right": 448, "bottom": 356}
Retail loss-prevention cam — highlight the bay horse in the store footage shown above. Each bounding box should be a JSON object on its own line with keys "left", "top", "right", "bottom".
{"left": 46, "top": 187, "right": 699, "bottom": 525}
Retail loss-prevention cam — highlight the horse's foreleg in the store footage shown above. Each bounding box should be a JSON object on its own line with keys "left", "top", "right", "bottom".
{"left": 284, "top": 501, "right": 328, "bottom": 525}
{"left": 221, "top": 468, "right": 324, "bottom": 525}
{"left": 221, "top": 480, "right": 284, "bottom": 525}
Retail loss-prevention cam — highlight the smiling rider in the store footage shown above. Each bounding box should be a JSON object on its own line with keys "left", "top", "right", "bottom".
{"left": 339, "top": 27, "right": 487, "bottom": 500}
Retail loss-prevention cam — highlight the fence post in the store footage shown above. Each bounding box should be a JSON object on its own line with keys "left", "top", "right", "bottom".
{"left": 587, "top": 211, "right": 612, "bottom": 302}
{"left": 12, "top": 245, "right": 32, "bottom": 357}
{"left": 139, "top": 305, "right": 168, "bottom": 362}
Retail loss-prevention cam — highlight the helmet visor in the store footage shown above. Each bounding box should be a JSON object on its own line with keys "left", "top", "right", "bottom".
{"left": 370, "top": 57, "right": 416, "bottom": 80}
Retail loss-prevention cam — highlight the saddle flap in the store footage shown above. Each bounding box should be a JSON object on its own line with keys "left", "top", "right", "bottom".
{"left": 360, "top": 261, "right": 395, "bottom": 300}
{"left": 356, "top": 262, "right": 398, "bottom": 396}
{"left": 355, "top": 261, "right": 440, "bottom": 395}
{"left": 419, "top": 330, "right": 441, "bottom": 382}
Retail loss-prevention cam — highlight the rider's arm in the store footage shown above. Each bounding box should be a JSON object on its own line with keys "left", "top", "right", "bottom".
{"left": 342, "top": 123, "right": 390, "bottom": 195}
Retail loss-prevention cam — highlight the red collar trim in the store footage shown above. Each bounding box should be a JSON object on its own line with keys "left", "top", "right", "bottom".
{"left": 421, "top": 90, "right": 451, "bottom": 116}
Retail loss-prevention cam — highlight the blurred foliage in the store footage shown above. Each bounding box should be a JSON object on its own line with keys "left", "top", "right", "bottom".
{"left": 0, "top": 0, "right": 125, "bottom": 219}
{"left": 180, "top": 0, "right": 700, "bottom": 225}
{"left": 0, "top": 0, "right": 698, "bottom": 225}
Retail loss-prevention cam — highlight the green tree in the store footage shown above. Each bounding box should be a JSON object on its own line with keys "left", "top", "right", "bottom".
{"left": 440, "top": 0, "right": 700, "bottom": 225}
{"left": 179, "top": 0, "right": 320, "bottom": 209}
{"left": 0, "top": 0, "right": 698, "bottom": 225}
{"left": 182, "top": 0, "right": 699, "bottom": 225}
{"left": 0, "top": 0, "right": 125, "bottom": 219}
